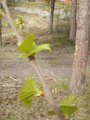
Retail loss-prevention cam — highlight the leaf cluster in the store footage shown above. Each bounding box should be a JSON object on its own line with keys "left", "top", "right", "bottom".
{"left": 17, "top": 33, "right": 51, "bottom": 58}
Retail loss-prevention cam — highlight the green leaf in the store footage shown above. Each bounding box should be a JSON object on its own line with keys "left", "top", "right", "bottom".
{"left": 17, "top": 33, "right": 36, "bottom": 53}
{"left": 15, "top": 16, "right": 24, "bottom": 25}
{"left": 48, "top": 106, "right": 77, "bottom": 118}
{"left": 48, "top": 94, "right": 77, "bottom": 118}
{"left": 19, "top": 76, "right": 38, "bottom": 107}
{"left": 14, "top": 16, "right": 24, "bottom": 32}
{"left": 59, "top": 105, "right": 77, "bottom": 118}
{"left": 59, "top": 94, "right": 77, "bottom": 118}
{"left": 17, "top": 33, "right": 51, "bottom": 57}
{"left": 48, "top": 105, "right": 77, "bottom": 118}
{"left": 29, "top": 44, "right": 51, "bottom": 55}
{"left": 60, "top": 94, "right": 77, "bottom": 106}
{"left": 19, "top": 44, "right": 51, "bottom": 58}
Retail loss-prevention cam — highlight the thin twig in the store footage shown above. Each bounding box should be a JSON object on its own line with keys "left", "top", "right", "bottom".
{"left": 31, "top": 60, "right": 65, "bottom": 120}
{"left": 1, "top": 0, "right": 22, "bottom": 42}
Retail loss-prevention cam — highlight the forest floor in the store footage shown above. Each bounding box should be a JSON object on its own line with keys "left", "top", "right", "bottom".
{"left": 0, "top": 9, "right": 90, "bottom": 120}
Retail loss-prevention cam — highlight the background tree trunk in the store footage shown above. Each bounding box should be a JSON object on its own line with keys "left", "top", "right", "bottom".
{"left": 70, "top": 0, "right": 90, "bottom": 93}
{"left": 0, "top": 19, "right": 2, "bottom": 45}
{"left": 69, "top": 0, "right": 77, "bottom": 41}
{"left": 0, "top": 3, "right": 2, "bottom": 45}
{"left": 49, "top": 0, "right": 55, "bottom": 34}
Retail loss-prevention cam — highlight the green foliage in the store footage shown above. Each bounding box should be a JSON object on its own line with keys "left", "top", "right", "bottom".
{"left": 63, "top": 4, "right": 71, "bottom": 14}
{"left": 59, "top": 105, "right": 77, "bottom": 119}
{"left": 0, "top": 9, "right": 4, "bottom": 19}
{"left": 60, "top": 94, "right": 77, "bottom": 106}
{"left": 0, "top": 14, "right": 2, "bottom": 19}
{"left": 14, "top": 16, "right": 24, "bottom": 32}
{"left": 48, "top": 94, "right": 77, "bottom": 118}
{"left": 18, "top": 33, "right": 35, "bottom": 53}
{"left": 59, "top": 94, "right": 77, "bottom": 118}
{"left": 17, "top": 33, "right": 51, "bottom": 58}
{"left": 59, "top": 79, "right": 69, "bottom": 91}
{"left": 7, "top": 113, "right": 16, "bottom": 120}
{"left": 19, "top": 76, "right": 42, "bottom": 107}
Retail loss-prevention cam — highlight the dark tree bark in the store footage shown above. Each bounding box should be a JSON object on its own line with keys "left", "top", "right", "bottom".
{"left": 69, "top": 0, "right": 77, "bottom": 41}
{"left": 70, "top": 0, "right": 90, "bottom": 93}
{"left": 49, "top": 0, "right": 55, "bottom": 34}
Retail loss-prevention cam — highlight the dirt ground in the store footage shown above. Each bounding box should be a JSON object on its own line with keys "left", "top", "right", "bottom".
{"left": 0, "top": 10, "right": 90, "bottom": 120}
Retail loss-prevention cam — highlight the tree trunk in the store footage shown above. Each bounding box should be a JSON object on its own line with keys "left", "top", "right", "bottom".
{"left": 0, "top": 19, "right": 2, "bottom": 45}
{"left": 70, "top": 0, "right": 90, "bottom": 93}
{"left": 49, "top": 0, "right": 55, "bottom": 34}
{"left": 0, "top": 4, "right": 2, "bottom": 45}
{"left": 69, "top": 0, "right": 77, "bottom": 41}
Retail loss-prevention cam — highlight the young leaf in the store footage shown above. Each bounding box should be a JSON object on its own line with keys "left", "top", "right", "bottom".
{"left": 14, "top": 16, "right": 24, "bottom": 32}
{"left": 59, "top": 94, "right": 77, "bottom": 118}
{"left": 29, "top": 44, "right": 51, "bottom": 55}
{"left": 48, "top": 105, "right": 77, "bottom": 118}
{"left": 59, "top": 105, "right": 77, "bottom": 118}
{"left": 15, "top": 16, "right": 24, "bottom": 25}
{"left": 17, "top": 33, "right": 51, "bottom": 58}
{"left": 19, "top": 76, "right": 38, "bottom": 107}
{"left": 17, "top": 33, "right": 36, "bottom": 53}
{"left": 60, "top": 94, "right": 77, "bottom": 106}
{"left": 19, "top": 44, "right": 51, "bottom": 58}
{"left": 48, "top": 94, "right": 77, "bottom": 118}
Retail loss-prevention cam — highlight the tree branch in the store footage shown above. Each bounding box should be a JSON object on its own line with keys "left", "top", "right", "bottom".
{"left": 0, "top": 0, "right": 66, "bottom": 119}
{"left": 31, "top": 60, "right": 66, "bottom": 120}
{"left": 1, "top": 0, "right": 22, "bottom": 42}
